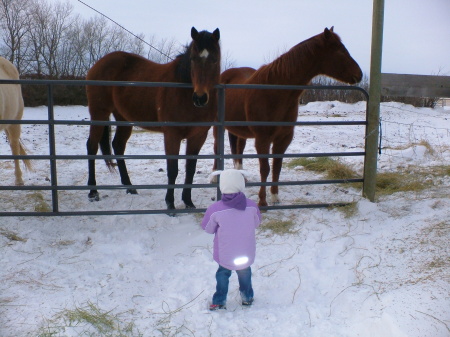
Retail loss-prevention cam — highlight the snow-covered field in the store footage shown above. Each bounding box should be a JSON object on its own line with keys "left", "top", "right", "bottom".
{"left": 1, "top": 101, "right": 449, "bottom": 337}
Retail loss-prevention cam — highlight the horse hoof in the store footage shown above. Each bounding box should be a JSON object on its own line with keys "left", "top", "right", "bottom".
{"left": 271, "top": 194, "right": 280, "bottom": 204}
{"left": 165, "top": 201, "right": 177, "bottom": 216}
{"left": 167, "top": 206, "right": 177, "bottom": 217}
{"left": 88, "top": 192, "right": 100, "bottom": 202}
{"left": 258, "top": 201, "right": 268, "bottom": 208}
{"left": 126, "top": 189, "right": 138, "bottom": 195}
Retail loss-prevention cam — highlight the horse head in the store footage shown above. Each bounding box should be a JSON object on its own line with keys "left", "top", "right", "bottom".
{"left": 189, "top": 27, "right": 221, "bottom": 107}
{"left": 320, "top": 27, "right": 363, "bottom": 84}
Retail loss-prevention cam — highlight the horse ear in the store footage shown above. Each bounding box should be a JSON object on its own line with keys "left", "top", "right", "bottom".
{"left": 213, "top": 28, "right": 220, "bottom": 41}
{"left": 330, "top": 26, "right": 334, "bottom": 32}
{"left": 191, "top": 27, "right": 199, "bottom": 40}
{"left": 324, "top": 27, "right": 332, "bottom": 39}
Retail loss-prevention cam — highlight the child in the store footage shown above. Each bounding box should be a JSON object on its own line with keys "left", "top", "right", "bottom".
{"left": 201, "top": 169, "right": 262, "bottom": 311}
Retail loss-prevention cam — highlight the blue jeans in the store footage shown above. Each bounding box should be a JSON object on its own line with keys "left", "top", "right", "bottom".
{"left": 212, "top": 265, "right": 254, "bottom": 305}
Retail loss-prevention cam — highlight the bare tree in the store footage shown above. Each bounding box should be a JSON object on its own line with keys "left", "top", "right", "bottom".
{"left": 222, "top": 50, "right": 236, "bottom": 71}
{"left": 125, "top": 33, "right": 146, "bottom": 56}
{"left": 0, "top": 0, "right": 31, "bottom": 73}
{"left": 0, "top": 0, "right": 184, "bottom": 78}
{"left": 26, "top": 0, "right": 50, "bottom": 76}
{"left": 22, "top": 0, "right": 75, "bottom": 77}
{"left": 146, "top": 35, "right": 177, "bottom": 63}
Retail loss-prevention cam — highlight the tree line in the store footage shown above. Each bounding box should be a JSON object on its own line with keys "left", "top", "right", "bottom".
{"left": 0, "top": 0, "right": 178, "bottom": 105}
{"left": 0, "top": 0, "right": 177, "bottom": 77}
{"left": 0, "top": 0, "right": 436, "bottom": 107}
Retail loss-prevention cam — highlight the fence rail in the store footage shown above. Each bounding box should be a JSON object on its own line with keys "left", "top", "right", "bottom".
{"left": 0, "top": 79, "right": 369, "bottom": 216}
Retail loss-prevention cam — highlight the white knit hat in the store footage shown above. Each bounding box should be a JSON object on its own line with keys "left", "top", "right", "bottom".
{"left": 219, "top": 169, "right": 245, "bottom": 194}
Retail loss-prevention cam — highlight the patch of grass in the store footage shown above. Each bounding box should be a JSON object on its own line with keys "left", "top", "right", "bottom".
{"left": 375, "top": 165, "right": 448, "bottom": 195}
{"left": 53, "top": 240, "right": 75, "bottom": 247}
{"left": 417, "top": 140, "right": 436, "bottom": 156}
{"left": 286, "top": 157, "right": 331, "bottom": 171}
{"left": 329, "top": 202, "right": 358, "bottom": 218}
{"left": 286, "top": 157, "right": 359, "bottom": 181}
{"left": 65, "top": 302, "right": 116, "bottom": 332}
{"left": 433, "top": 165, "right": 450, "bottom": 176}
{"left": 259, "top": 216, "right": 298, "bottom": 236}
{"left": 0, "top": 228, "right": 27, "bottom": 242}
{"left": 37, "top": 301, "right": 142, "bottom": 337}
{"left": 427, "top": 257, "right": 449, "bottom": 269}
{"left": 27, "top": 192, "right": 51, "bottom": 212}
{"left": 387, "top": 140, "right": 436, "bottom": 156}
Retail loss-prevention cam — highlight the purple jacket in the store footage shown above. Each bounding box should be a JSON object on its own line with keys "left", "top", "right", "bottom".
{"left": 201, "top": 193, "right": 261, "bottom": 270}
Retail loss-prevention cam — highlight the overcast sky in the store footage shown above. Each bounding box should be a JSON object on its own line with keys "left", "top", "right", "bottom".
{"left": 66, "top": 0, "right": 449, "bottom": 76}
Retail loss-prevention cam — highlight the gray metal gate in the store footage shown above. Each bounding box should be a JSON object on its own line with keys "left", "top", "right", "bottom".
{"left": 0, "top": 79, "right": 369, "bottom": 216}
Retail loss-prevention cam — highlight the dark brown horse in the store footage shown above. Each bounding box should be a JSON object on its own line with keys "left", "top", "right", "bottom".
{"left": 213, "top": 27, "right": 362, "bottom": 207}
{"left": 86, "top": 27, "right": 221, "bottom": 210}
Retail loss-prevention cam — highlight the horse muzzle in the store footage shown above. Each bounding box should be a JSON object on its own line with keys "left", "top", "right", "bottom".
{"left": 351, "top": 69, "right": 363, "bottom": 84}
{"left": 192, "top": 92, "right": 209, "bottom": 107}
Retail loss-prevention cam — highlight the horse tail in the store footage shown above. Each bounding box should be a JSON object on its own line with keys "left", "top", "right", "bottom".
{"left": 99, "top": 125, "right": 116, "bottom": 172}
{"left": 18, "top": 139, "right": 33, "bottom": 171}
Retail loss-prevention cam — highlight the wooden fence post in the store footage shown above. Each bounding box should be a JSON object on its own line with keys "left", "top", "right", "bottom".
{"left": 363, "top": 0, "right": 385, "bottom": 202}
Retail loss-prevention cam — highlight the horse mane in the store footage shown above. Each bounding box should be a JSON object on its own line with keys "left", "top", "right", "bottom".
{"left": 175, "top": 45, "right": 192, "bottom": 83}
{"left": 250, "top": 31, "right": 342, "bottom": 83}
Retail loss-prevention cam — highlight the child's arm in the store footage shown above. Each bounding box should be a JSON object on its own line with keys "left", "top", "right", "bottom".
{"left": 201, "top": 206, "right": 218, "bottom": 234}
{"left": 248, "top": 199, "right": 262, "bottom": 228}
{"left": 255, "top": 208, "right": 262, "bottom": 228}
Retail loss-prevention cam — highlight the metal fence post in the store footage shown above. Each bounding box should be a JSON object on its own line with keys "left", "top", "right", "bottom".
{"left": 216, "top": 85, "right": 225, "bottom": 201}
{"left": 47, "top": 84, "right": 59, "bottom": 212}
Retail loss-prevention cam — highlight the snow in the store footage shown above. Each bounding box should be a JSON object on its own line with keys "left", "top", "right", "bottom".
{"left": 1, "top": 102, "right": 449, "bottom": 337}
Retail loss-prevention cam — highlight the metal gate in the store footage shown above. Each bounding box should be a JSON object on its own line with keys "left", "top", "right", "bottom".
{"left": 0, "top": 79, "right": 369, "bottom": 216}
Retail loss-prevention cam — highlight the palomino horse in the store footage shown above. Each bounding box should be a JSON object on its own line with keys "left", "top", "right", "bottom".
{"left": 86, "top": 27, "right": 221, "bottom": 210}
{"left": 0, "top": 57, "right": 31, "bottom": 185}
{"left": 214, "top": 27, "right": 362, "bottom": 207}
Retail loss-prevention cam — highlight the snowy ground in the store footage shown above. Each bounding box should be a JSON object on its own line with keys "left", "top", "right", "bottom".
{"left": 0, "top": 102, "right": 449, "bottom": 337}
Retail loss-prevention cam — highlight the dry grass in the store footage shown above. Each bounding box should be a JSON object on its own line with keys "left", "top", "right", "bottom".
{"left": 376, "top": 165, "right": 450, "bottom": 195}
{"left": 27, "top": 192, "right": 51, "bottom": 212}
{"left": 259, "top": 214, "right": 299, "bottom": 236}
{"left": 329, "top": 202, "right": 358, "bottom": 218}
{"left": 0, "top": 228, "right": 27, "bottom": 242}
{"left": 37, "top": 301, "right": 142, "bottom": 337}
{"left": 386, "top": 140, "right": 436, "bottom": 156}
{"left": 286, "top": 156, "right": 450, "bottom": 196}
{"left": 286, "top": 157, "right": 359, "bottom": 181}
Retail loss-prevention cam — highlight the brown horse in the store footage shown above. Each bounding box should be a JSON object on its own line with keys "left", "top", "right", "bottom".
{"left": 86, "top": 27, "right": 221, "bottom": 210}
{"left": 213, "top": 27, "right": 362, "bottom": 207}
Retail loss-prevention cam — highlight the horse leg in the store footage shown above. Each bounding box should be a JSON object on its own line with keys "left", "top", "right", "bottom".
{"left": 271, "top": 131, "right": 294, "bottom": 204}
{"left": 5, "top": 125, "right": 24, "bottom": 186}
{"left": 254, "top": 137, "right": 272, "bottom": 207}
{"left": 86, "top": 124, "right": 105, "bottom": 201}
{"left": 99, "top": 125, "right": 115, "bottom": 171}
{"left": 164, "top": 132, "right": 182, "bottom": 210}
{"left": 231, "top": 134, "right": 247, "bottom": 170}
{"left": 111, "top": 125, "right": 136, "bottom": 194}
{"left": 182, "top": 130, "right": 209, "bottom": 208}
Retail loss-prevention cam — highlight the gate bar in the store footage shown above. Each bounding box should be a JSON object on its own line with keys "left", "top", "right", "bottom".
{"left": 0, "top": 79, "right": 369, "bottom": 216}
